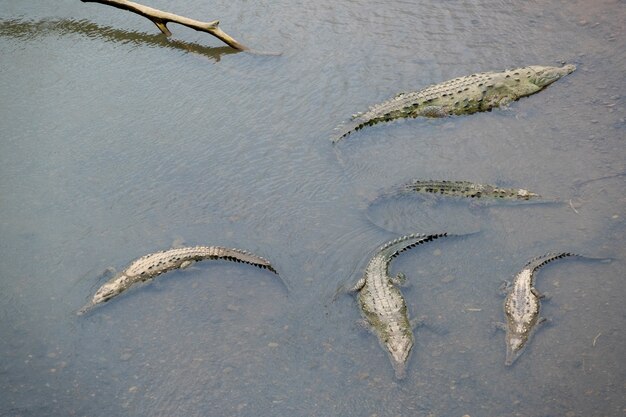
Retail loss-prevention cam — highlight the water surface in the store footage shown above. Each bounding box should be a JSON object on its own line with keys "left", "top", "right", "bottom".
{"left": 1, "top": 0, "right": 624, "bottom": 416}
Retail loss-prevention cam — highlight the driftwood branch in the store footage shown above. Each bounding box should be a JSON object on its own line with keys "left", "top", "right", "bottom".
{"left": 81, "top": 0, "right": 248, "bottom": 51}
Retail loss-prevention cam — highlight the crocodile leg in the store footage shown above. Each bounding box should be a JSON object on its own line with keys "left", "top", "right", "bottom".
{"left": 390, "top": 272, "right": 408, "bottom": 287}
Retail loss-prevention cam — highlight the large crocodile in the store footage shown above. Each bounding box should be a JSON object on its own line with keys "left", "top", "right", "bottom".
{"left": 498, "top": 252, "right": 577, "bottom": 366}
{"left": 78, "top": 246, "right": 279, "bottom": 315}
{"left": 351, "top": 233, "right": 448, "bottom": 379}
{"left": 332, "top": 64, "right": 576, "bottom": 142}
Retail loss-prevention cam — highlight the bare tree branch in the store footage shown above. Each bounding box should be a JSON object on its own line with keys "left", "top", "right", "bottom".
{"left": 81, "top": 0, "right": 249, "bottom": 51}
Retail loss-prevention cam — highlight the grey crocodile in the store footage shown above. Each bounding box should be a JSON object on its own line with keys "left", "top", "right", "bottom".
{"left": 78, "top": 246, "right": 279, "bottom": 315}
{"left": 351, "top": 233, "right": 448, "bottom": 379}
{"left": 399, "top": 180, "right": 540, "bottom": 200}
{"left": 332, "top": 64, "right": 576, "bottom": 142}
{"left": 498, "top": 252, "right": 577, "bottom": 366}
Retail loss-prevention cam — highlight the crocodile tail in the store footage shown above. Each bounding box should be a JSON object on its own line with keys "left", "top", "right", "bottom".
{"left": 331, "top": 118, "right": 368, "bottom": 143}
{"left": 332, "top": 90, "right": 425, "bottom": 143}
{"left": 216, "top": 247, "right": 278, "bottom": 275}
{"left": 524, "top": 252, "right": 579, "bottom": 274}
{"left": 214, "top": 247, "right": 289, "bottom": 291}
{"left": 383, "top": 233, "right": 448, "bottom": 260}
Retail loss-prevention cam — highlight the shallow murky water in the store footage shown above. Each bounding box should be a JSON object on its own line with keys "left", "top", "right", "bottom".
{"left": 1, "top": 0, "right": 624, "bottom": 416}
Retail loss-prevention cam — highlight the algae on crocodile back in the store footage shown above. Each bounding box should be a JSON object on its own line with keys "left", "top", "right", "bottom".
{"left": 332, "top": 64, "right": 576, "bottom": 142}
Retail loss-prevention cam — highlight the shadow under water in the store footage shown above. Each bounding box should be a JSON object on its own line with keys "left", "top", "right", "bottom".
{"left": 0, "top": 18, "right": 239, "bottom": 62}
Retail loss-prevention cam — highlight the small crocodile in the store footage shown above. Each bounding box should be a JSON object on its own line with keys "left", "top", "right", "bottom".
{"left": 498, "top": 252, "right": 577, "bottom": 366}
{"left": 78, "top": 246, "right": 279, "bottom": 315}
{"left": 398, "top": 180, "right": 540, "bottom": 200}
{"left": 351, "top": 233, "right": 448, "bottom": 379}
{"left": 332, "top": 64, "right": 576, "bottom": 142}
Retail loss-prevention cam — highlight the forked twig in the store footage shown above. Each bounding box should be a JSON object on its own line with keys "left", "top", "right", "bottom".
{"left": 81, "top": 0, "right": 249, "bottom": 51}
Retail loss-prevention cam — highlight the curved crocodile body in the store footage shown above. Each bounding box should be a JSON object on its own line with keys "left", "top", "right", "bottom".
{"left": 400, "top": 180, "right": 540, "bottom": 200}
{"left": 79, "top": 246, "right": 279, "bottom": 314}
{"left": 500, "top": 252, "right": 576, "bottom": 365}
{"left": 351, "top": 233, "right": 447, "bottom": 379}
{"left": 332, "top": 64, "right": 576, "bottom": 142}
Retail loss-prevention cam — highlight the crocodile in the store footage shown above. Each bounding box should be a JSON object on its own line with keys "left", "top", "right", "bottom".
{"left": 398, "top": 180, "right": 540, "bottom": 200}
{"left": 78, "top": 246, "right": 279, "bottom": 315}
{"left": 351, "top": 233, "right": 448, "bottom": 379}
{"left": 498, "top": 252, "right": 577, "bottom": 366}
{"left": 332, "top": 64, "right": 576, "bottom": 142}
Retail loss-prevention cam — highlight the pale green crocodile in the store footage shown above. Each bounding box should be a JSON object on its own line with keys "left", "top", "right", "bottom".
{"left": 351, "top": 233, "right": 448, "bottom": 379}
{"left": 497, "top": 252, "right": 577, "bottom": 366}
{"left": 332, "top": 64, "right": 576, "bottom": 142}
{"left": 78, "top": 246, "right": 280, "bottom": 315}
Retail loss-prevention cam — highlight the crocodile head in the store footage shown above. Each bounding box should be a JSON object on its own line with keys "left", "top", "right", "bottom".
{"left": 386, "top": 333, "right": 413, "bottom": 379}
{"left": 77, "top": 281, "right": 121, "bottom": 315}
{"left": 505, "top": 334, "right": 527, "bottom": 366}
{"left": 527, "top": 64, "right": 576, "bottom": 88}
{"left": 92, "top": 280, "right": 124, "bottom": 305}
{"left": 516, "top": 188, "right": 540, "bottom": 200}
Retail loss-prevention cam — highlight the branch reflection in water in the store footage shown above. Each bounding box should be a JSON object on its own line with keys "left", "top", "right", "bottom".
{"left": 0, "top": 18, "right": 239, "bottom": 62}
